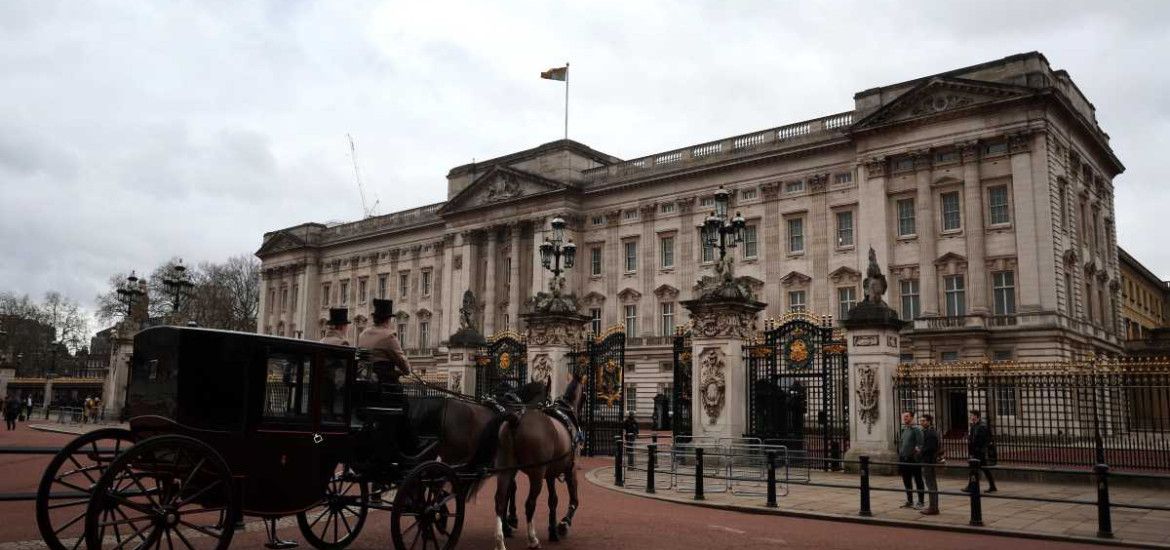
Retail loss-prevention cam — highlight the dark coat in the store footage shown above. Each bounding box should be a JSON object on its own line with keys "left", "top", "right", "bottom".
{"left": 622, "top": 416, "right": 639, "bottom": 436}
{"left": 969, "top": 420, "right": 992, "bottom": 458}
{"left": 922, "top": 426, "right": 941, "bottom": 464}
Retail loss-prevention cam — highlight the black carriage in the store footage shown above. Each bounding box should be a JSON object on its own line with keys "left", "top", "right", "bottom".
{"left": 36, "top": 326, "right": 465, "bottom": 550}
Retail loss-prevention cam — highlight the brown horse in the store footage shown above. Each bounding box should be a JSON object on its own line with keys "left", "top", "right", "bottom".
{"left": 492, "top": 376, "right": 584, "bottom": 550}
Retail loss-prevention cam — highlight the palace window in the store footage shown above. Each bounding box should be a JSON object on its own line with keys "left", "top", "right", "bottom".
{"left": 893, "top": 158, "right": 915, "bottom": 172}
{"left": 591, "top": 215, "right": 604, "bottom": 226}
{"left": 988, "top": 185, "right": 1010, "bottom": 225}
{"left": 660, "top": 236, "right": 675, "bottom": 268}
{"left": 419, "top": 322, "right": 429, "bottom": 350}
{"left": 700, "top": 197, "right": 715, "bottom": 207}
{"left": 1058, "top": 184, "right": 1068, "bottom": 230}
{"left": 941, "top": 192, "right": 962, "bottom": 231}
{"left": 897, "top": 198, "right": 916, "bottom": 237}
{"left": 421, "top": 270, "right": 432, "bottom": 296}
{"left": 701, "top": 230, "right": 715, "bottom": 263}
{"left": 787, "top": 218, "right": 805, "bottom": 253}
{"left": 994, "top": 385, "right": 1019, "bottom": 416}
{"left": 624, "top": 305, "right": 638, "bottom": 336}
{"left": 322, "top": 283, "right": 331, "bottom": 307}
{"left": 357, "top": 279, "right": 367, "bottom": 304}
{"left": 660, "top": 302, "right": 675, "bottom": 336}
{"left": 788, "top": 290, "right": 806, "bottom": 312}
{"left": 835, "top": 211, "right": 854, "bottom": 248}
{"left": 935, "top": 150, "right": 959, "bottom": 164}
{"left": 399, "top": 272, "right": 409, "bottom": 298}
{"left": 291, "top": 284, "right": 298, "bottom": 312}
{"left": 941, "top": 351, "right": 959, "bottom": 363}
{"left": 834, "top": 172, "right": 853, "bottom": 184}
{"left": 624, "top": 209, "right": 639, "bottom": 220}
{"left": 784, "top": 180, "right": 804, "bottom": 193}
{"left": 397, "top": 323, "right": 408, "bottom": 346}
{"left": 837, "top": 287, "right": 857, "bottom": 319}
{"left": 1065, "top": 272, "right": 1075, "bottom": 316}
{"left": 339, "top": 280, "right": 349, "bottom": 306}
{"left": 992, "top": 349, "right": 1014, "bottom": 362}
{"left": 280, "top": 287, "right": 288, "bottom": 312}
{"left": 743, "top": 225, "right": 758, "bottom": 258}
{"left": 624, "top": 241, "right": 638, "bottom": 272}
{"left": 740, "top": 188, "right": 757, "bottom": 200}
{"left": 900, "top": 279, "right": 920, "bottom": 320}
{"left": 993, "top": 271, "right": 1016, "bottom": 315}
{"left": 985, "top": 142, "right": 1008, "bottom": 156}
{"left": 944, "top": 275, "right": 966, "bottom": 317}
{"left": 660, "top": 202, "right": 676, "bottom": 214}
{"left": 590, "top": 308, "right": 602, "bottom": 335}
{"left": 626, "top": 386, "right": 638, "bottom": 412}
{"left": 377, "top": 274, "right": 388, "bottom": 299}
{"left": 591, "top": 247, "right": 602, "bottom": 276}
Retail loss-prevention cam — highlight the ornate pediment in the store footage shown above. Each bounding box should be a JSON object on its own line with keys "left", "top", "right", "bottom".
{"left": 739, "top": 276, "right": 765, "bottom": 295}
{"left": 828, "top": 267, "right": 861, "bottom": 284}
{"left": 439, "top": 166, "right": 568, "bottom": 215}
{"left": 583, "top": 291, "right": 606, "bottom": 307}
{"left": 780, "top": 271, "right": 812, "bottom": 287}
{"left": 617, "top": 288, "right": 642, "bottom": 303}
{"left": 653, "top": 284, "right": 680, "bottom": 300}
{"left": 852, "top": 77, "right": 1034, "bottom": 132}
{"left": 256, "top": 230, "right": 309, "bottom": 257}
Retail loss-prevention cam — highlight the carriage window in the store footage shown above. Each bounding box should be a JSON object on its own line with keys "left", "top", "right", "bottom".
{"left": 319, "top": 356, "right": 348, "bottom": 426}
{"left": 263, "top": 353, "right": 310, "bottom": 421}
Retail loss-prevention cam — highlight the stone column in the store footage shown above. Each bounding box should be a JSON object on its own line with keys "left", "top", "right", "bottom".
{"left": 961, "top": 142, "right": 988, "bottom": 314}
{"left": 841, "top": 299, "right": 908, "bottom": 467}
{"left": 445, "top": 344, "right": 481, "bottom": 396}
{"left": 915, "top": 157, "right": 939, "bottom": 316}
{"left": 1009, "top": 133, "right": 1042, "bottom": 312}
{"left": 483, "top": 230, "right": 498, "bottom": 336}
{"left": 508, "top": 225, "right": 522, "bottom": 330}
{"left": 681, "top": 296, "right": 765, "bottom": 441}
{"left": 103, "top": 322, "right": 136, "bottom": 420}
{"left": 523, "top": 311, "right": 589, "bottom": 398}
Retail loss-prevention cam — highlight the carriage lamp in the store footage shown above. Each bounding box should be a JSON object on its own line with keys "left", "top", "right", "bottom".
{"left": 162, "top": 259, "right": 196, "bottom": 314}
{"left": 116, "top": 271, "right": 146, "bottom": 319}
{"left": 701, "top": 185, "right": 747, "bottom": 262}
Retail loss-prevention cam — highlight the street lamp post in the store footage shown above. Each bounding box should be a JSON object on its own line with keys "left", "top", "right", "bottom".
{"left": 116, "top": 271, "right": 146, "bottom": 320}
{"left": 539, "top": 216, "right": 577, "bottom": 289}
{"left": 162, "top": 259, "right": 196, "bottom": 314}
{"left": 700, "top": 186, "right": 747, "bottom": 263}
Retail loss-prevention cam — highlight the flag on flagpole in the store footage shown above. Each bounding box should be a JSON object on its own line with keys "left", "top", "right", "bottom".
{"left": 540, "top": 65, "right": 568, "bottom": 81}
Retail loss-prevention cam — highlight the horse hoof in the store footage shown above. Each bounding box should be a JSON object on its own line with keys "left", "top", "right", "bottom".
{"left": 527, "top": 540, "right": 541, "bottom": 549}
{"left": 507, "top": 515, "right": 519, "bottom": 529}
{"left": 557, "top": 523, "right": 569, "bottom": 537}
{"left": 548, "top": 529, "right": 559, "bottom": 542}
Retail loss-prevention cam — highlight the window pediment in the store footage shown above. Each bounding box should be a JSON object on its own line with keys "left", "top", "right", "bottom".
{"left": 828, "top": 267, "right": 861, "bottom": 284}
{"left": 618, "top": 288, "right": 642, "bottom": 303}
{"left": 780, "top": 271, "right": 812, "bottom": 287}
{"left": 653, "top": 284, "right": 680, "bottom": 300}
{"left": 583, "top": 291, "right": 606, "bottom": 307}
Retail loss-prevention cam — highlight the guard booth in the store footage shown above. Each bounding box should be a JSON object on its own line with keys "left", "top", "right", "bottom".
{"left": 745, "top": 312, "right": 849, "bottom": 467}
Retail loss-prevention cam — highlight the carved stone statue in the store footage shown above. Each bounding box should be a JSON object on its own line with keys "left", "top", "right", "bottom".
{"left": 459, "top": 289, "right": 477, "bottom": 331}
{"left": 862, "top": 247, "right": 888, "bottom": 304}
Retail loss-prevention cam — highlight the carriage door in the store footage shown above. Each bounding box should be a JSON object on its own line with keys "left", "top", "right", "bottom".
{"left": 251, "top": 350, "right": 323, "bottom": 513}
{"left": 582, "top": 326, "right": 626, "bottom": 457}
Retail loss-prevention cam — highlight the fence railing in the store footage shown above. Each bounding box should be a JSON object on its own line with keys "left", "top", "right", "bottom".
{"left": 613, "top": 436, "right": 1170, "bottom": 541}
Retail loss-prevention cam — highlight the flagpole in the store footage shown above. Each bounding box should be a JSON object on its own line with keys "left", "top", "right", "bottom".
{"left": 564, "top": 62, "right": 570, "bottom": 140}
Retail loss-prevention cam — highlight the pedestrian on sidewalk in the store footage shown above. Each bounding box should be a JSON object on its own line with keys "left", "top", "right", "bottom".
{"left": 963, "top": 410, "right": 998, "bottom": 493}
{"left": 24, "top": 396, "right": 33, "bottom": 421}
{"left": 4, "top": 394, "right": 21, "bottom": 430}
{"left": 898, "top": 410, "right": 925, "bottom": 509}
{"left": 919, "top": 413, "right": 941, "bottom": 515}
{"left": 623, "top": 412, "right": 639, "bottom": 466}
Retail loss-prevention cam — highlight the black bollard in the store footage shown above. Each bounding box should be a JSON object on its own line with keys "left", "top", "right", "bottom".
{"left": 615, "top": 436, "right": 624, "bottom": 487}
{"left": 766, "top": 451, "right": 778, "bottom": 508}
{"left": 859, "top": 455, "right": 872, "bottom": 517}
{"left": 1095, "top": 464, "right": 1113, "bottom": 538}
{"left": 647, "top": 443, "right": 658, "bottom": 494}
{"left": 968, "top": 458, "right": 984, "bottom": 527}
{"left": 694, "top": 447, "right": 705, "bottom": 501}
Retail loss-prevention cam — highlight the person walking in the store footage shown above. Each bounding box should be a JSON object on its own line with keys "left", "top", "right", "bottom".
{"left": 897, "top": 411, "right": 925, "bottom": 509}
{"left": 24, "top": 396, "right": 33, "bottom": 421}
{"left": 919, "top": 413, "right": 941, "bottom": 515}
{"left": 4, "top": 395, "right": 20, "bottom": 430}
{"left": 622, "top": 412, "right": 639, "bottom": 466}
{"left": 963, "top": 410, "right": 998, "bottom": 493}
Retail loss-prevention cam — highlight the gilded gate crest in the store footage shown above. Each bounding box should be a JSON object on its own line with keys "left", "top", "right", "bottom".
{"left": 596, "top": 358, "right": 623, "bottom": 406}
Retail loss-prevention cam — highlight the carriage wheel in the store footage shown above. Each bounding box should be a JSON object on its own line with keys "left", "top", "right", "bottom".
{"left": 84, "top": 435, "right": 238, "bottom": 550}
{"left": 296, "top": 463, "right": 368, "bottom": 550}
{"left": 36, "top": 427, "right": 135, "bottom": 550}
{"left": 390, "top": 461, "right": 464, "bottom": 550}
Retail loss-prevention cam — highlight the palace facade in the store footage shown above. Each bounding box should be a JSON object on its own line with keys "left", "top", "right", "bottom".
{"left": 257, "top": 52, "right": 1125, "bottom": 417}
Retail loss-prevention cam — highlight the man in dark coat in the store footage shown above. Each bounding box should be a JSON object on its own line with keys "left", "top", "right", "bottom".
{"left": 963, "top": 410, "right": 998, "bottom": 493}
{"left": 4, "top": 395, "right": 21, "bottom": 430}
{"left": 897, "top": 410, "right": 925, "bottom": 508}
{"left": 622, "top": 412, "right": 640, "bottom": 465}
{"left": 919, "top": 413, "right": 941, "bottom": 514}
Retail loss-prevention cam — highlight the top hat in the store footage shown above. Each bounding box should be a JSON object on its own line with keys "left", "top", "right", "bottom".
{"left": 371, "top": 299, "right": 394, "bottom": 321}
{"left": 328, "top": 308, "right": 350, "bottom": 327}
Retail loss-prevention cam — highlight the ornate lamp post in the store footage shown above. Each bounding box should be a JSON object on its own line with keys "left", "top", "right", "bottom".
{"left": 539, "top": 216, "right": 577, "bottom": 286}
{"left": 162, "top": 259, "right": 196, "bottom": 314}
{"left": 115, "top": 271, "right": 146, "bottom": 319}
{"left": 700, "top": 186, "right": 747, "bottom": 263}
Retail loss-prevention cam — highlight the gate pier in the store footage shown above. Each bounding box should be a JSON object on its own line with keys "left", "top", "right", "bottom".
{"left": 522, "top": 311, "right": 589, "bottom": 397}
{"left": 681, "top": 295, "right": 766, "bottom": 441}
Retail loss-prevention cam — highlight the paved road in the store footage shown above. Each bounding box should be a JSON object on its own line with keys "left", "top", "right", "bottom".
{"left": 0, "top": 426, "right": 1099, "bottom": 549}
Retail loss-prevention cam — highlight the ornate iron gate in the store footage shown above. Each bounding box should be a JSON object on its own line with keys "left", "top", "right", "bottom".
{"left": 474, "top": 331, "right": 527, "bottom": 399}
{"left": 672, "top": 328, "right": 693, "bottom": 442}
{"left": 745, "top": 312, "right": 849, "bottom": 466}
{"left": 578, "top": 325, "right": 626, "bottom": 457}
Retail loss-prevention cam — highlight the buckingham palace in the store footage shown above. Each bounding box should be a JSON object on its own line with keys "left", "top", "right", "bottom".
{"left": 256, "top": 52, "right": 1125, "bottom": 417}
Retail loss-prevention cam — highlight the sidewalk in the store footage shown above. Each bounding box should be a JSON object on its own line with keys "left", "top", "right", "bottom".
{"left": 586, "top": 465, "right": 1170, "bottom": 548}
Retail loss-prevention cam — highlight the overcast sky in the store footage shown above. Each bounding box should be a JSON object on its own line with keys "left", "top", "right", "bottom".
{"left": 2, "top": 0, "right": 1169, "bottom": 324}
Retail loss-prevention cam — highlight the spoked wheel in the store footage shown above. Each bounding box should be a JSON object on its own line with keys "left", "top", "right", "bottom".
{"left": 84, "top": 435, "right": 238, "bottom": 550}
{"left": 390, "top": 461, "right": 464, "bottom": 550}
{"left": 36, "top": 427, "right": 135, "bottom": 550}
{"left": 296, "top": 463, "right": 369, "bottom": 549}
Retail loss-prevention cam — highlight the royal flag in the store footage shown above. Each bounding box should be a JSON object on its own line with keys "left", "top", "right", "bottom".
{"left": 540, "top": 65, "right": 568, "bottom": 81}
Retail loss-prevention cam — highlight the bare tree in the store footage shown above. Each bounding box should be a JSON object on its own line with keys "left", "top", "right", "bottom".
{"left": 40, "top": 292, "right": 89, "bottom": 352}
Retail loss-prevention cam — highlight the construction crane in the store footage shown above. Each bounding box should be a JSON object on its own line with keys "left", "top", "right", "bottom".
{"left": 346, "top": 133, "right": 380, "bottom": 218}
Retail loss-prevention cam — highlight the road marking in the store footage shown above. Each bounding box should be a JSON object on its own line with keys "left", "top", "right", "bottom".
{"left": 753, "top": 537, "right": 789, "bottom": 545}
{"left": 708, "top": 524, "right": 747, "bottom": 535}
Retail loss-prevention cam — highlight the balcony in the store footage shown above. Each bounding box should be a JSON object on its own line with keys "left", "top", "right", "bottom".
{"left": 913, "top": 315, "right": 987, "bottom": 332}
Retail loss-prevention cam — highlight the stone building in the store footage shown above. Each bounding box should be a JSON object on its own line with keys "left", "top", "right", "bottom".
{"left": 1118, "top": 247, "right": 1168, "bottom": 342}
{"left": 257, "top": 52, "right": 1125, "bottom": 418}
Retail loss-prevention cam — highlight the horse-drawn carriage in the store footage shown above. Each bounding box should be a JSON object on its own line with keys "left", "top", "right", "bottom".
{"left": 36, "top": 325, "right": 469, "bottom": 550}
